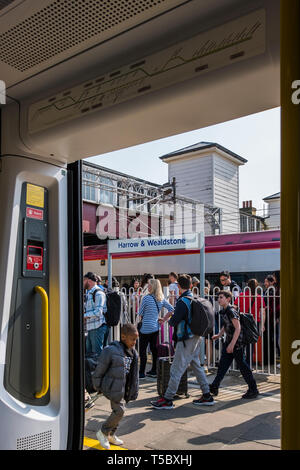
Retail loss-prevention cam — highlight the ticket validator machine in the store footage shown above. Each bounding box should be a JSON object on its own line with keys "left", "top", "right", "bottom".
{"left": 0, "top": 152, "right": 84, "bottom": 450}
{"left": 5, "top": 182, "right": 50, "bottom": 406}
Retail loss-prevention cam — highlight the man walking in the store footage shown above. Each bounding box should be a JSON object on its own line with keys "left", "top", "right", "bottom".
{"left": 83, "top": 272, "right": 109, "bottom": 356}
{"left": 210, "top": 290, "right": 259, "bottom": 399}
{"left": 151, "top": 274, "right": 215, "bottom": 409}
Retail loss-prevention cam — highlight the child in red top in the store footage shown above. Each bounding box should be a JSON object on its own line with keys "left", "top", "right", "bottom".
{"left": 234, "top": 279, "right": 266, "bottom": 367}
{"left": 234, "top": 279, "right": 266, "bottom": 328}
{"left": 234, "top": 291, "right": 265, "bottom": 323}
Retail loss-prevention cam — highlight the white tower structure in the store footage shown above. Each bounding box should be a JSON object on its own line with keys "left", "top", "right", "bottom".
{"left": 160, "top": 142, "right": 247, "bottom": 234}
{"left": 263, "top": 192, "right": 280, "bottom": 230}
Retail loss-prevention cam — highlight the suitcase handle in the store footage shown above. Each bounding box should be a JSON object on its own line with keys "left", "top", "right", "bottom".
{"left": 158, "top": 322, "right": 174, "bottom": 362}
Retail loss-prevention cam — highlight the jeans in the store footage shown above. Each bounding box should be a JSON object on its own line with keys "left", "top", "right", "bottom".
{"left": 139, "top": 330, "right": 159, "bottom": 374}
{"left": 212, "top": 343, "right": 257, "bottom": 392}
{"left": 164, "top": 336, "right": 209, "bottom": 400}
{"left": 245, "top": 343, "right": 253, "bottom": 367}
{"left": 86, "top": 324, "right": 109, "bottom": 356}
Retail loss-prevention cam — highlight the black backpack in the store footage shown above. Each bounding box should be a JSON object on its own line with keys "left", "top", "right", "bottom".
{"left": 105, "top": 290, "right": 122, "bottom": 326}
{"left": 182, "top": 296, "right": 214, "bottom": 337}
{"left": 239, "top": 312, "right": 260, "bottom": 345}
{"left": 92, "top": 288, "right": 121, "bottom": 327}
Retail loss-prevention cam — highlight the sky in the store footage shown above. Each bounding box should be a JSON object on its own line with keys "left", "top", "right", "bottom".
{"left": 86, "top": 107, "right": 281, "bottom": 213}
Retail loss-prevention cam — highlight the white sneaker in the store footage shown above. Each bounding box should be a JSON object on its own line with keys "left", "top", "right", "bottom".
{"left": 108, "top": 434, "right": 124, "bottom": 446}
{"left": 96, "top": 430, "right": 110, "bottom": 450}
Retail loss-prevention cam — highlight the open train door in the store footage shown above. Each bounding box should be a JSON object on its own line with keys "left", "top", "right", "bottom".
{"left": 0, "top": 148, "right": 84, "bottom": 449}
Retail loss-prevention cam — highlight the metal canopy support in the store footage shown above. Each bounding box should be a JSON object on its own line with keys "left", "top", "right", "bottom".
{"left": 281, "top": 0, "right": 300, "bottom": 450}
{"left": 199, "top": 232, "right": 205, "bottom": 298}
{"left": 82, "top": 163, "right": 221, "bottom": 235}
{"left": 107, "top": 240, "right": 112, "bottom": 290}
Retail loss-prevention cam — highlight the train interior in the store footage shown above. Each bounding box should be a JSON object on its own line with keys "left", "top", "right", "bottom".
{"left": 0, "top": 0, "right": 289, "bottom": 450}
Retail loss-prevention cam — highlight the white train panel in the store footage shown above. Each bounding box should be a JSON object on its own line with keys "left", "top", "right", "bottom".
{"left": 83, "top": 247, "right": 280, "bottom": 277}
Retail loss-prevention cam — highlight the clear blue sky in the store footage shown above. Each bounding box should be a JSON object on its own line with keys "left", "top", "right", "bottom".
{"left": 86, "top": 107, "right": 280, "bottom": 213}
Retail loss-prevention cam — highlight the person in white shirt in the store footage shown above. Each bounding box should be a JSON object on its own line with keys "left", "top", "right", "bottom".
{"left": 111, "top": 277, "right": 129, "bottom": 324}
{"left": 83, "top": 272, "right": 108, "bottom": 356}
{"left": 168, "top": 272, "right": 179, "bottom": 307}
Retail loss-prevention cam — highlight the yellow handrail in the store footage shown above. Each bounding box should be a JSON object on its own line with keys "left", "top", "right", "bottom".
{"left": 34, "top": 286, "right": 49, "bottom": 399}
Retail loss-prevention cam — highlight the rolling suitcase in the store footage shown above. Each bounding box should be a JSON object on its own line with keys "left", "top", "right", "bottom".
{"left": 157, "top": 357, "right": 189, "bottom": 398}
{"left": 157, "top": 323, "right": 189, "bottom": 398}
{"left": 157, "top": 322, "right": 174, "bottom": 358}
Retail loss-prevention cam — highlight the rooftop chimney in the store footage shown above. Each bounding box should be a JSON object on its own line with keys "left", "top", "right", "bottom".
{"left": 241, "top": 200, "right": 256, "bottom": 215}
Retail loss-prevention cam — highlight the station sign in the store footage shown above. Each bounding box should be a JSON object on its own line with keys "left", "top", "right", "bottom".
{"left": 108, "top": 233, "right": 201, "bottom": 254}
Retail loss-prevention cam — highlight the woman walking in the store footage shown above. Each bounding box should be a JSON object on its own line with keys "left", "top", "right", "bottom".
{"left": 137, "top": 279, "right": 174, "bottom": 379}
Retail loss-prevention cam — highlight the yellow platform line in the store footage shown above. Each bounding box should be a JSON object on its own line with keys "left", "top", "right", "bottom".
{"left": 83, "top": 437, "right": 127, "bottom": 451}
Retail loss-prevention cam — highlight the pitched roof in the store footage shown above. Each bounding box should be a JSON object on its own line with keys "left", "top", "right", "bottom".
{"left": 263, "top": 192, "right": 280, "bottom": 201}
{"left": 159, "top": 141, "right": 247, "bottom": 164}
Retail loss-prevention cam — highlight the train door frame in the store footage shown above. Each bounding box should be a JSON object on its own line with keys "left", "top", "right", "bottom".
{"left": 66, "top": 161, "right": 84, "bottom": 450}
{"left": 280, "top": 0, "right": 300, "bottom": 450}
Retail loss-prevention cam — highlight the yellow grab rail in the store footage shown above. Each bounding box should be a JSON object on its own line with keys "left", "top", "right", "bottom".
{"left": 34, "top": 286, "right": 49, "bottom": 399}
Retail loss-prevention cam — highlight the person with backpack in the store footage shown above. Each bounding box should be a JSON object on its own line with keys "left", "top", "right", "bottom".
{"left": 83, "top": 272, "right": 109, "bottom": 357}
{"left": 137, "top": 279, "right": 174, "bottom": 379}
{"left": 150, "top": 274, "right": 215, "bottom": 409}
{"left": 209, "top": 290, "right": 259, "bottom": 399}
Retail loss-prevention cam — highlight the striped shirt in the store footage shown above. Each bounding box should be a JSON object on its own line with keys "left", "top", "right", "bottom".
{"left": 138, "top": 294, "right": 174, "bottom": 334}
{"left": 84, "top": 285, "right": 107, "bottom": 332}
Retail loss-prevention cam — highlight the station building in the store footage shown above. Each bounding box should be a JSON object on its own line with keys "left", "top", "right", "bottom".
{"left": 81, "top": 142, "right": 281, "bottom": 285}
{"left": 82, "top": 141, "right": 249, "bottom": 249}
{"left": 159, "top": 141, "right": 247, "bottom": 234}
{"left": 263, "top": 192, "right": 281, "bottom": 230}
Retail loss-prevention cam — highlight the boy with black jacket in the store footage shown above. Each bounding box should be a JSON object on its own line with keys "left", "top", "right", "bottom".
{"left": 151, "top": 274, "right": 215, "bottom": 410}
{"left": 92, "top": 324, "right": 139, "bottom": 449}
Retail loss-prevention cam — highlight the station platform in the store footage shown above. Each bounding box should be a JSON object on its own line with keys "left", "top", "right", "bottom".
{"left": 84, "top": 370, "right": 281, "bottom": 451}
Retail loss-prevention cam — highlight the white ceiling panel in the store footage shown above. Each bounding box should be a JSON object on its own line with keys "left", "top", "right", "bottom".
{"left": 0, "top": 0, "right": 187, "bottom": 88}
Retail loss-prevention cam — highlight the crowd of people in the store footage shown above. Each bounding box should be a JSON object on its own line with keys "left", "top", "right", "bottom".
{"left": 82, "top": 268, "right": 280, "bottom": 449}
